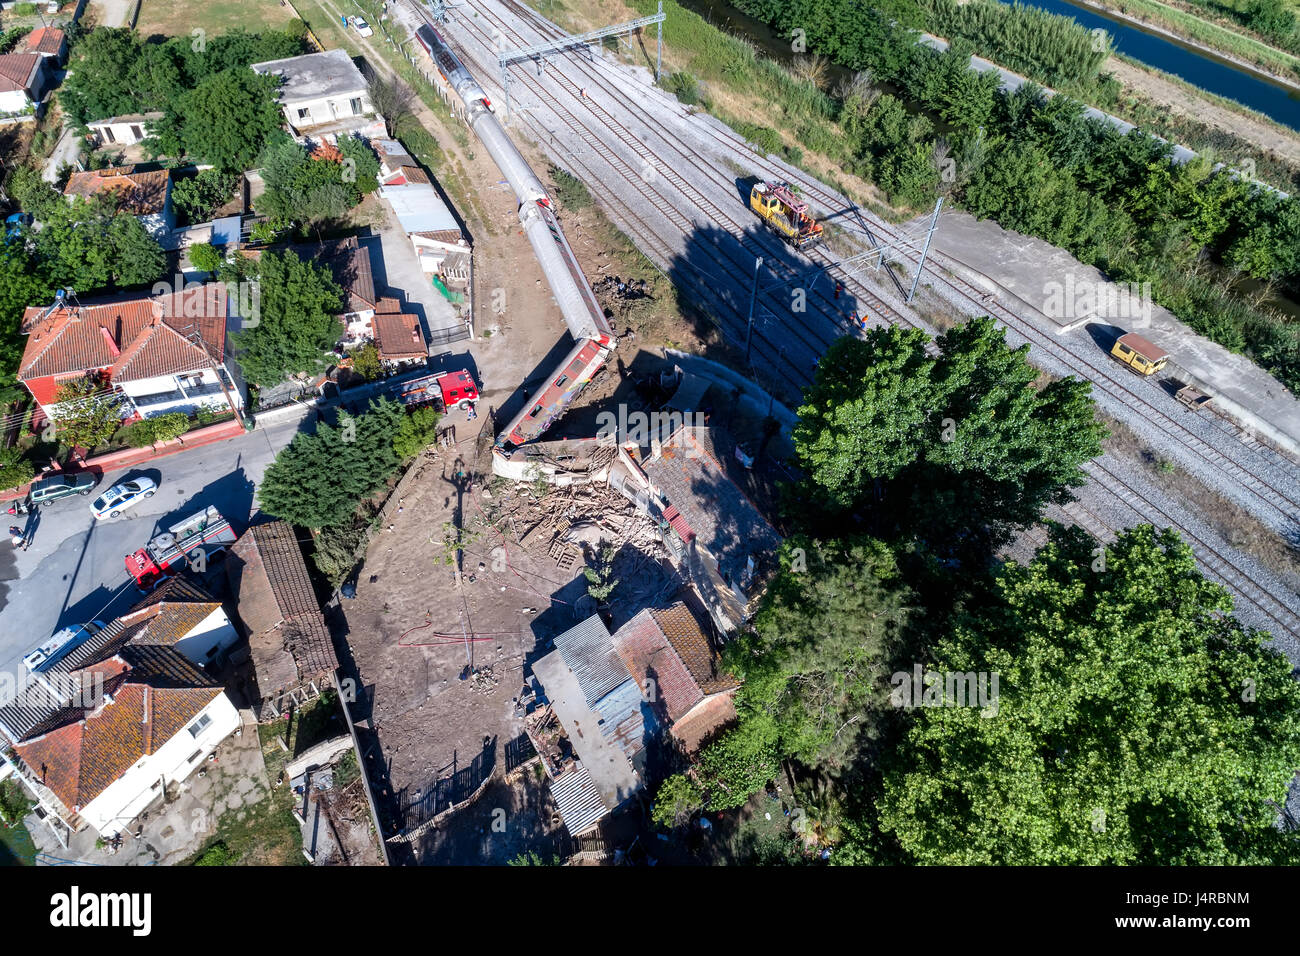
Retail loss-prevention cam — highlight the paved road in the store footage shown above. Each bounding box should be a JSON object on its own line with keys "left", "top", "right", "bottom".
{"left": 0, "top": 414, "right": 310, "bottom": 694}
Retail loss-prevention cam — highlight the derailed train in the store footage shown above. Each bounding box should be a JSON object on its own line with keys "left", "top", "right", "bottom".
{"left": 417, "top": 25, "right": 613, "bottom": 451}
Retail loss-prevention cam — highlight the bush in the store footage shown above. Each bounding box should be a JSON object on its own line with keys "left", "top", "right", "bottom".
{"left": 0, "top": 446, "right": 35, "bottom": 492}
{"left": 193, "top": 841, "right": 232, "bottom": 866}
{"left": 664, "top": 71, "right": 702, "bottom": 106}
{"left": 393, "top": 406, "right": 441, "bottom": 461}
{"left": 735, "top": 122, "right": 784, "bottom": 156}
{"left": 188, "top": 242, "right": 224, "bottom": 276}
{"left": 549, "top": 164, "right": 592, "bottom": 211}
{"left": 121, "top": 412, "right": 190, "bottom": 448}
{"left": 311, "top": 520, "right": 369, "bottom": 586}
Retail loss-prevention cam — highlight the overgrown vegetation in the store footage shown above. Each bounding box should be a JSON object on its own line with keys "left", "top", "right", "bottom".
{"left": 61, "top": 26, "right": 306, "bottom": 170}
{"left": 642, "top": 0, "right": 1300, "bottom": 390}
{"left": 653, "top": 313, "right": 1300, "bottom": 864}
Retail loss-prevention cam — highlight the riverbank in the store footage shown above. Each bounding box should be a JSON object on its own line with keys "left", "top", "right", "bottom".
{"left": 1108, "top": 55, "right": 1300, "bottom": 173}
{"left": 1068, "top": 0, "right": 1300, "bottom": 87}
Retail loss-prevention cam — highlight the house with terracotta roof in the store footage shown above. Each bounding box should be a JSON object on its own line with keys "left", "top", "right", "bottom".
{"left": 224, "top": 520, "right": 339, "bottom": 719}
{"left": 2, "top": 644, "right": 240, "bottom": 839}
{"left": 0, "top": 580, "right": 243, "bottom": 840}
{"left": 63, "top": 166, "right": 174, "bottom": 237}
{"left": 17, "top": 284, "right": 242, "bottom": 423}
{"left": 23, "top": 26, "right": 67, "bottom": 64}
{"left": 0, "top": 51, "right": 51, "bottom": 116}
{"left": 610, "top": 602, "right": 739, "bottom": 754}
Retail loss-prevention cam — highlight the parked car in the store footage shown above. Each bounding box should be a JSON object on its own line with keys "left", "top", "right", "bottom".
{"left": 27, "top": 472, "right": 97, "bottom": 507}
{"left": 349, "top": 15, "right": 373, "bottom": 37}
{"left": 89, "top": 477, "right": 157, "bottom": 520}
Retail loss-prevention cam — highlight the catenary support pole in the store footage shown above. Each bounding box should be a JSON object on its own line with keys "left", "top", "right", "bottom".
{"left": 907, "top": 197, "right": 943, "bottom": 304}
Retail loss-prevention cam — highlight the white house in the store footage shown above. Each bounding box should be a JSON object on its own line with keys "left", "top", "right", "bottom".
{"left": 251, "top": 48, "right": 374, "bottom": 135}
{"left": 86, "top": 111, "right": 164, "bottom": 147}
{"left": 0, "top": 577, "right": 245, "bottom": 838}
{"left": 0, "top": 52, "right": 50, "bottom": 116}
{"left": 18, "top": 284, "right": 243, "bottom": 423}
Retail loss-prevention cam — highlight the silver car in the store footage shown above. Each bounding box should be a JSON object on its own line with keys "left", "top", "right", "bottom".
{"left": 89, "top": 477, "right": 157, "bottom": 520}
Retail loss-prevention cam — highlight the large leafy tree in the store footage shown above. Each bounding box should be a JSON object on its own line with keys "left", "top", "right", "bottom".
{"left": 231, "top": 250, "right": 343, "bottom": 387}
{"left": 106, "top": 213, "right": 166, "bottom": 287}
{"left": 875, "top": 524, "right": 1300, "bottom": 865}
{"left": 793, "top": 327, "right": 936, "bottom": 505}
{"left": 169, "top": 69, "right": 284, "bottom": 172}
{"left": 792, "top": 318, "right": 1105, "bottom": 546}
{"left": 729, "top": 536, "right": 912, "bottom": 770}
{"left": 0, "top": 246, "right": 52, "bottom": 387}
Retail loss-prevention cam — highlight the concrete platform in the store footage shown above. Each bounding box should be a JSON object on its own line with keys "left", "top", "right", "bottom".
{"left": 932, "top": 208, "right": 1300, "bottom": 455}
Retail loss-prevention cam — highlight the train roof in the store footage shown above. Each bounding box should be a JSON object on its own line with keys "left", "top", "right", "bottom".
{"left": 1116, "top": 331, "right": 1168, "bottom": 362}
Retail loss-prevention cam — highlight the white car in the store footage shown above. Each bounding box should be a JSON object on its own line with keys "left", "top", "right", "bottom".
{"left": 89, "top": 477, "right": 157, "bottom": 520}
{"left": 349, "top": 16, "right": 373, "bottom": 37}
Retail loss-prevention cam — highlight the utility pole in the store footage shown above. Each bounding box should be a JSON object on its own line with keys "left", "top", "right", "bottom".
{"left": 656, "top": 0, "right": 663, "bottom": 84}
{"left": 907, "top": 197, "right": 943, "bottom": 304}
{"left": 745, "top": 255, "right": 763, "bottom": 364}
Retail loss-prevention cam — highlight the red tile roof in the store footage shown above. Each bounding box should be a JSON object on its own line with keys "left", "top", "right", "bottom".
{"left": 0, "top": 53, "right": 41, "bottom": 94}
{"left": 372, "top": 313, "right": 426, "bottom": 361}
{"left": 64, "top": 166, "right": 170, "bottom": 216}
{"left": 19, "top": 285, "right": 227, "bottom": 386}
{"left": 24, "top": 27, "right": 65, "bottom": 56}
{"left": 611, "top": 610, "right": 702, "bottom": 723}
{"left": 13, "top": 647, "right": 221, "bottom": 812}
{"left": 649, "top": 604, "right": 738, "bottom": 696}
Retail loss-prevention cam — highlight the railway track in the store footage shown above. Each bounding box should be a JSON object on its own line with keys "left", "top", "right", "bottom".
{"left": 419, "top": 0, "right": 1300, "bottom": 647}
{"left": 489, "top": 0, "right": 1300, "bottom": 538}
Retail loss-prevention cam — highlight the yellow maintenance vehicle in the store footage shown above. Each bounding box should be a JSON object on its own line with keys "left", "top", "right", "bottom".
{"left": 1109, "top": 331, "right": 1169, "bottom": 376}
{"left": 749, "top": 181, "right": 824, "bottom": 249}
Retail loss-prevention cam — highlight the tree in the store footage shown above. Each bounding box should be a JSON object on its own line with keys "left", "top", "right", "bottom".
{"left": 874, "top": 524, "right": 1300, "bottom": 865}
{"left": 52, "top": 374, "right": 124, "bottom": 450}
{"left": 106, "top": 214, "right": 166, "bottom": 287}
{"left": 792, "top": 319, "right": 1104, "bottom": 547}
{"left": 257, "top": 399, "right": 405, "bottom": 528}
{"left": 188, "top": 242, "right": 224, "bottom": 277}
{"left": 792, "top": 328, "right": 937, "bottom": 507}
{"left": 231, "top": 250, "right": 343, "bottom": 387}
{"left": 651, "top": 774, "right": 705, "bottom": 829}
{"left": 256, "top": 134, "right": 365, "bottom": 226}
{"left": 350, "top": 342, "right": 383, "bottom": 382}
{"left": 731, "top": 537, "right": 912, "bottom": 769}
{"left": 393, "top": 406, "right": 441, "bottom": 460}
{"left": 366, "top": 72, "right": 416, "bottom": 138}
{"left": 172, "top": 69, "right": 284, "bottom": 171}
{"left": 0, "top": 447, "right": 35, "bottom": 492}
{"left": 337, "top": 134, "right": 380, "bottom": 195}
{"left": 6, "top": 166, "right": 63, "bottom": 221}
{"left": 171, "top": 170, "right": 238, "bottom": 225}
{"left": 0, "top": 246, "right": 52, "bottom": 386}
{"left": 696, "top": 712, "right": 782, "bottom": 811}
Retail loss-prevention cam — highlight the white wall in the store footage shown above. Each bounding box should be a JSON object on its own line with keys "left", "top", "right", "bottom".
{"left": 284, "top": 90, "right": 371, "bottom": 132}
{"left": 80, "top": 693, "right": 241, "bottom": 837}
{"left": 0, "top": 89, "right": 31, "bottom": 114}
{"left": 173, "top": 607, "right": 240, "bottom": 666}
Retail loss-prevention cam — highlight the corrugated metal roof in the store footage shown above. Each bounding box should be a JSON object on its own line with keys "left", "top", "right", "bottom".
{"left": 553, "top": 615, "right": 627, "bottom": 707}
{"left": 549, "top": 764, "right": 610, "bottom": 836}
{"left": 591, "top": 678, "right": 654, "bottom": 760}
{"left": 379, "top": 183, "right": 459, "bottom": 235}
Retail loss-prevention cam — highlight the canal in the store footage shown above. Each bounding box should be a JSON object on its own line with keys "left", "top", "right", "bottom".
{"left": 681, "top": 0, "right": 1300, "bottom": 132}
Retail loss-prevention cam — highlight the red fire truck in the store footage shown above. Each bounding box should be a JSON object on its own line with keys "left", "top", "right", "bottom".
{"left": 126, "top": 506, "right": 237, "bottom": 590}
{"left": 389, "top": 369, "right": 479, "bottom": 411}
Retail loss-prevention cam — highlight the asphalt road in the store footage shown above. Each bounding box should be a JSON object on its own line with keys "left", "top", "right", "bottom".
{"left": 0, "top": 413, "right": 310, "bottom": 696}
